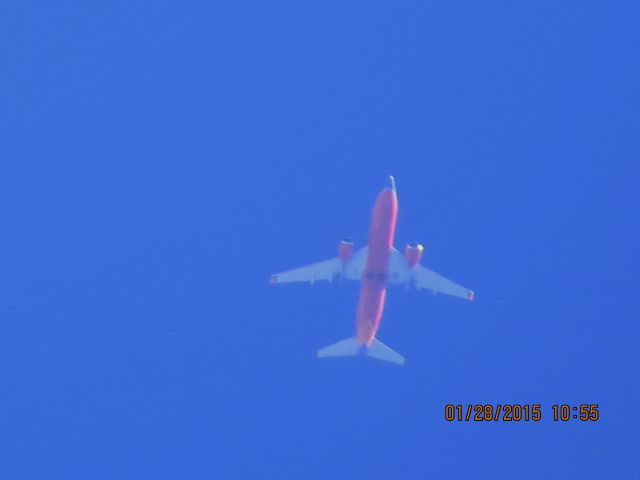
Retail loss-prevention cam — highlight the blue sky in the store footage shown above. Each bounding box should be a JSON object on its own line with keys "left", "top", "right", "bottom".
{"left": 2, "top": 1, "right": 639, "bottom": 478}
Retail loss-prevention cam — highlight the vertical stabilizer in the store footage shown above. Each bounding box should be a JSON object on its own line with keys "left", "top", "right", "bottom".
{"left": 366, "top": 338, "right": 405, "bottom": 365}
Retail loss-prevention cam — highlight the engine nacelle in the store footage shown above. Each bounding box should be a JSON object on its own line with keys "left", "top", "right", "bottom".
{"left": 404, "top": 242, "right": 424, "bottom": 268}
{"left": 338, "top": 237, "right": 355, "bottom": 262}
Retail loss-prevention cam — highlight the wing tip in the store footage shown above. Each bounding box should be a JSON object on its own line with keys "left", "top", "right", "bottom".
{"left": 269, "top": 275, "right": 278, "bottom": 285}
{"left": 467, "top": 291, "right": 475, "bottom": 301}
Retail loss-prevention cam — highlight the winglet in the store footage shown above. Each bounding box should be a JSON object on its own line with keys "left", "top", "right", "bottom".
{"left": 387, "top": 175, "right": 396, "bottom": 192}
{"left": 269, "top": 275, "right": 278, "bottom": 285}
{"left": 467, "top": 291, "right": 475, "bottom": 301}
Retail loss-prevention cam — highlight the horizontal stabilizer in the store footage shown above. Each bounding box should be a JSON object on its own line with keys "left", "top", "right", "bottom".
{"left": 317, "top": 337, "right": 405, "bottom": 365}
{"left": 317, "top": 337, "right": 359, "bottom": 358}
{"left": 366, "top": 338, "right": 405, "bottom": 365}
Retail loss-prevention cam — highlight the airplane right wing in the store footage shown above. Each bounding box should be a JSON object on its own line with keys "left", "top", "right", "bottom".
{"left": 270, "top": 247, "right": 368, "bottom": 285}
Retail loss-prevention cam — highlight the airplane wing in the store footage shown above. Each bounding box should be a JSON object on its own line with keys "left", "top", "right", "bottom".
{"left": 389, "top": 248, "right": 475, "bottom": 301}
{"left": 270, "top": 247, "right": 368, "bottom": 285}
{"left": 411, "top": 265, "right": 475, "bottom": 301}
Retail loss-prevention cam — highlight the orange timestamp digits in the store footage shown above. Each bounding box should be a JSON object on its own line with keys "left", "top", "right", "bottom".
{"left": 552, "top": 404, "right": 599, "bottom": 421}
{"left": 445, "top": 404, "right": 600, "bottom": 422}
{"left": 444, "top": 404, "right": 542, "bottom": 422}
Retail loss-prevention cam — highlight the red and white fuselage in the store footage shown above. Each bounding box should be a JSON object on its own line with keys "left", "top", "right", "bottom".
{"left": 355, "top": 178, "right": 398, "bottom": 346}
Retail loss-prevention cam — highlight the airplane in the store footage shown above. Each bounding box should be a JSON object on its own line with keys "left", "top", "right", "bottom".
{"left": 269, "top": 176, "right": 474, "bottom": 365}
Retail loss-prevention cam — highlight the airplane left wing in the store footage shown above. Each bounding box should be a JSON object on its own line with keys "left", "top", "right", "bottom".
{"left": 388, "top": 248, "right": 475, "bottom": 301}
{"left": 411, "top": 265, "right": 475, "bottom": 301}
{"left": 270, "top": 248, "right": 368, "bottom": 285}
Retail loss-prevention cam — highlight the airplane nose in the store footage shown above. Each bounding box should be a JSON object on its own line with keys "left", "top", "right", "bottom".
{"left": 386, "top": 175, "right": 396, "bottom": 192}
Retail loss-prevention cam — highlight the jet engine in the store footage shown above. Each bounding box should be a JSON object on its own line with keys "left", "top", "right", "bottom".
{"left": 338, "top": 237, "right": 355, "bottom": 262}
{"left": 404, "top": 242, "right": 424, "bottom": 268}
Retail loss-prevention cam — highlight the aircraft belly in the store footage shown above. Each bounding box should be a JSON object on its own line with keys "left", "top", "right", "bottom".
{"left": 356, "top": 285, "right": 386, "bottom": 345}
{"left": 354, "top": 183, "right": 398, "bottom": 346}
{"left": 356, "top": 244, "right": 391, "bottom": 345}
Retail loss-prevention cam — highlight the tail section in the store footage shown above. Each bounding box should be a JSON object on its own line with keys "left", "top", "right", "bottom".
{"left": 366, "top": 338, "right": 405, "bottom": 365}
{"left": 317, "top": 337, "right": 360, "bottom": 358}
{"left": 317, "top": 337, "right": 405, "bottom": 365}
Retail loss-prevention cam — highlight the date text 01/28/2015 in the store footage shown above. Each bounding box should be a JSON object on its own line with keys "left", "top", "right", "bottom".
{"left": 444, "top": 404, "right": 600, "bottom": 422}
